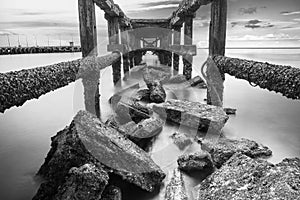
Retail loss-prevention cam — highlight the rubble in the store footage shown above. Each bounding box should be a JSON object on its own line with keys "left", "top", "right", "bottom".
{"left": 177, "top": 151, "right": 214, "bottom": 172}
{"left": 153, "top": 99, "right": 229, "bottom": 133}
{"left": 54, "top": 163, "right": 109, "bottom": 200}
{"left": 170, "top": 132, "right": 193, "bottom": 150}
{"left": 196, "top": 153, "right": 300, "bottom": 200}
{"left": 164, "top": 169, "right": 188, "bottom": 200}
{"left": 201, "top": 137, "right": 272, "bottom": 168}
{"left": 148, "top": 80, "right": 166, "bottom": 103}
{"left": 34, "top": 110, "right": 165, "bottom": 199}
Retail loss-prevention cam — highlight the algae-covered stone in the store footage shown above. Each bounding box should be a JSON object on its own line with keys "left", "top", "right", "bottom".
{"left": 197, "top": 153, "right": 300, "bottom": 200}
{"left": 148, "top": 80, "right": 166, "bottom": 103}
{"left": 201, "top": 137, "right": 272, "bottom": 168}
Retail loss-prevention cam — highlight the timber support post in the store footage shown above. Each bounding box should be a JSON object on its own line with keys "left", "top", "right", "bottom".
{"left": 78, "top": 0, "right": 100, "bottom": 118}
{"left": 120, "top": 25, "right": 130, "bottom": 75}
{"left": 106, "top": 14, "right": 121, "bottom": 84}
{"left": 173, "top": 25, "right": 182, "bottom": 73}
{"left": 183, "top": 14, "right": 194, "bottom": 80}
{"left": 207, "top": 0, "right": 227, "bottom": 107}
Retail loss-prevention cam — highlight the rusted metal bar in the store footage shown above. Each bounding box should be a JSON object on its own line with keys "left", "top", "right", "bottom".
{"left": 0, "top": 53, "right": 120, "bottom": 113}
{"left": 213, "top": 55, "right": 300, "bottom": 100}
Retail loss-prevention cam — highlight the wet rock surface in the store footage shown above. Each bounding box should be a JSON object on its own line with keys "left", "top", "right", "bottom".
{"left": 153, "top": 99, "right": 229, "bottom": 133}
{"left": 118, "top": 117, "right": 164, "bottom": 150}
{"left": 165, "top": 169, "right": 188, "bottom": 200}
{"left": 132, "top": 89, "right": 151, "bottom": 102}
{"left": 101, "top": 185, "right": 122, "bottom": 200}
{"left": 170, "top": 132, "right": 193, "bottom": 150}
{"left": 35, "top": 110, "right": 166, "bottom": 199}
{"left": 55, "top": 163, "right": 109, "bottom": 200}
{"left": 223, "top": 107, "right": 237, "bottom": 115}
{"left": 196, "top": 153, "right": 300, "bottom": 200}
{"left": 177, "top": 151, "right": 214, "bottom": 172}
{"left": 115, "top": 100, "right": 152, "bottom": 124}
{"left": 109, "top": 83, "right": 140, "bottom": 107}
{"left": 201, "top": 137, "right": 272, "bottom": 168}
{"left": 188, "top": 76, "right": 206, "bottom": 88}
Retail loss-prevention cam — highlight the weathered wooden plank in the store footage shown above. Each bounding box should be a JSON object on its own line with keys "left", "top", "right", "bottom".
{"left": 78, "top": 0, "right": 100, "bottom": 117}
{"left": 78, "top": 0, "right": 97, "bottom": 57}
{"left": 169, "top": 0, "right": 213, "bottom": 26}
{"left": 213, "top": 55, "right": 300, "bottom": 100}
{"left": 207, "top": 0, "right": 227, "bottom": 106}
{"left": 183, "top": 15, "right": 194, "bottom": 80}
{"left": 131, "top": 19, "right": 170, "bottom": 29}
{"left": 173, "top": 26, "right": 182, "bottom": 72}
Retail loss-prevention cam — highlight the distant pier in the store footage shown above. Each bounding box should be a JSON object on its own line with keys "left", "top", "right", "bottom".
{"left": 0, "top": 46, "right": 81, "bottom": 55}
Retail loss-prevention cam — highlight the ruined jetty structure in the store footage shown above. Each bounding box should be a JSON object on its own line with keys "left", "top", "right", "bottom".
{"left": 0, "top": 46, "right": 81, "bottom": 55}
{"left": 0, "top": 0, "right": 299, "bottom": 200}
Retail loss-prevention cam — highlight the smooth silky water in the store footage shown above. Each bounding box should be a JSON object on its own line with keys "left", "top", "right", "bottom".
{"left": 0, "top": 49, "right": 299, "bottom": 200}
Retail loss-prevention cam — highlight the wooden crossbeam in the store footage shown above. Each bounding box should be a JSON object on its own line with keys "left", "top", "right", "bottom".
{"left": 169, "top": 0, "right": 213, "bottom": 26}
{"left": 94, "top": 0, "right": 131, "bottom": 27}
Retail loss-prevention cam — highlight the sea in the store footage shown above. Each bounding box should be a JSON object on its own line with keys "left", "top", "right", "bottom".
{"left": 0, "top": 49, "right": 299, "bottom": 200}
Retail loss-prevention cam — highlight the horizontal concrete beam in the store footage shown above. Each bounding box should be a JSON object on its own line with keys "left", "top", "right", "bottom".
{"left": 213, "top": 55, "right": 300, "bottom": 100}
{"left": 0, "top": 53, "right": 120, "bottom": 113}
{"left": 169, "top": 0, "right": 213, "bottom": 26}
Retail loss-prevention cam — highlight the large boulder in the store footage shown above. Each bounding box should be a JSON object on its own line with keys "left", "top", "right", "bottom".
{"left": 148, "top": 80, "right": 166, "bottom": 103}
{"left": 164, "top": 169, "right": 188, "bottom": 200}
{"left": 177, "top": 151, "right": 214, "bottom": 172}
{"left": 35, "top": 111, "right": 165, "bottom": 199}
{"left": 153, "top": 99, "right": 229, "bottom": 133}
{"left": 54, "top": 163, "right": 109, "bottom": 200}
{"left": 196, "top": 153, "right": 300, "bottom": 200}
{"left": 201, "top": 137, "right": 272, "bottom": 168}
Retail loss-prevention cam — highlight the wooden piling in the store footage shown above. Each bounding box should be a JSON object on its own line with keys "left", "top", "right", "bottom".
{"left": 106, "top": 14, "right": 121, "bottom": 84}
{"left": 78, "top": 0, "right": 100, "bottom": 117}
{"left": 173, "top": 26, "right": 181, "bottom": 73}
{"left": 207, "top": 0, "right": 227, "bottom": 106}
{"left": 120, "top": 26, "right": 130, "bottom": 75}
{"left": 183, "top": 14, "right": 194, "bottom": 80}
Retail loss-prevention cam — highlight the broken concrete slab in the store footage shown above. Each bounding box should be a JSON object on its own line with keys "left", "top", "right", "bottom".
{"left": 177, "top": 151, "right": 214, "bottom": 172}
{"left": 36, "top": 111, "right": 166, "bottom": 195}
{"left": 201, "top": 137, "right": 272, "bottom": 168}
{"left": 119, "top": 117, "right": 164, "bottom": 150}
{"left": 164, "top": 169, "right": 188, "bottom": 200}
{"left": 115, "top": 100, "right": 152, "bottom": 124}
{"left": 55, "top": 163, "right": 109, "bottom": 200}
{"left": 101, "top": 185, "right": 122, "bottom": 200}
{"left": 148, "top": 80, "right": 166, "bottom": 103}
{"left": 153, "top": 99, "right": 229, "bottom": 133}
{"left": 170, "top": 132, "right": 193, "bottom": 150}
{"left": 196, "top": 153, "right": 300, "bottom": 200}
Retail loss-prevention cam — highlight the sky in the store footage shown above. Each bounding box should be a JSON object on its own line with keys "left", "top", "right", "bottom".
{"left": 0, "top": 0, "right": 300, "bottom": 47}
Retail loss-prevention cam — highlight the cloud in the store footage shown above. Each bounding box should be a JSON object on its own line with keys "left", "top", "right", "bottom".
{"left": 139, "top": 0, "right": 181, "bottom": 7}
{"left": 229, "top": 33, "right": 299, "bottom": 41}
{"left": 281, "top": 10, "right": 300, "bottom": 16}
{"left": 231, "top": 19, "right": 275, "bottom": 29}
{"left": 239, "top": 7, "right": 257, "bottom": 15}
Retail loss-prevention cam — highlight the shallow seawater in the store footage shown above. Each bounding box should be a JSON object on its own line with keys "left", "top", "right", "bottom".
{"left": 0, "top": 49, "right": 299, "bottom": 200}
